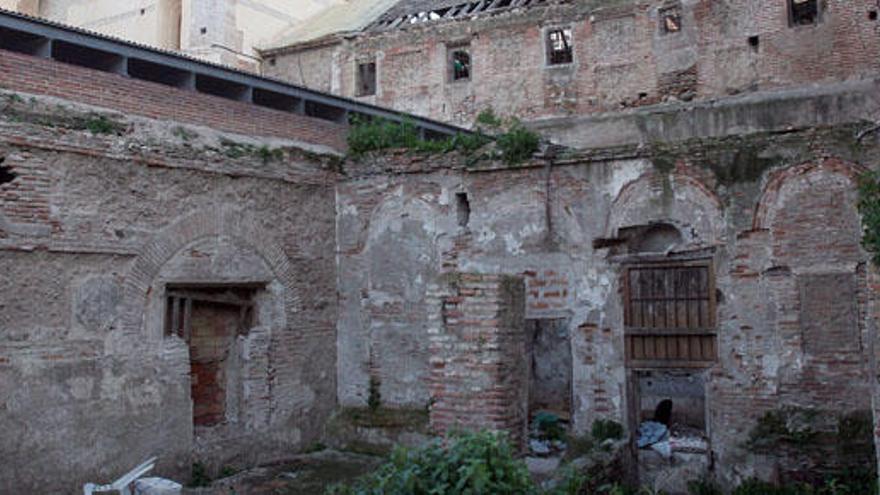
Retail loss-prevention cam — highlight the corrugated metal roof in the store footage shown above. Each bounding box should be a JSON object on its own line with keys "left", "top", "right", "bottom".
{"left": 261, "top": 0, "right": 400, "bottom": 50}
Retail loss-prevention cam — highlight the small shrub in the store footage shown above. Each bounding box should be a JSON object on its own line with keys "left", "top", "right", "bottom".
{"left": 592, "top": 419, "right": 624, "bottom": 443}
{"left": 534, "top": 411, "right": 566, "bottom": 441}
{"left": 189, "top": 462, "right": 211, "bottom": 488}
{"left": 84, "top": 114, "right": 121, "bottom": 135}
{"left": 475, "top": 107, "right": 504, "bottom": 129}
{"left": 305, "top": 442, "right": 328, "bottom": 453}
{"left": 495, "top": 119, "right": 541, "bottom": 164}
{"left": 219, "top": 465, "right": 238, "bottom": 478}
{"left": 688, "top": 477, "right": 722, "bottom": 495}
{"left": 257, "top": 145, "right": 283, "bottom": 163}
{"left": 326, "top": 430, "right": 538, "bottom": 495}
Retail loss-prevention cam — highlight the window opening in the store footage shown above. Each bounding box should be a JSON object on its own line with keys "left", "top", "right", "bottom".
{"left": 748, "top": 35, "right": 760, "bottom": 50}
{"left": 356, "top": 61, "right": 377, "bottom": 96}
{"left": 789, "top": 0, "right": 819, "bottom": 26}
{"left": 546, "top": 28, "right": 573, "bottom": 65}
{"left": 660, "top": 5, "right": 682, "bottom": 34}
{"left": 456, "top": 192, "right": 470, "bottom": 228}
{"left": 0, "top": 158, "right": 16, "bottom": 186}
{"left": 450, "top": 48, "right": 471, "bottom": 81}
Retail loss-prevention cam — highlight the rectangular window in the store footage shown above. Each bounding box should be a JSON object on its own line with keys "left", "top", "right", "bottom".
{"left": 623, "top": 261, "right": 717, "bottom": 367}
{"left": 546, "top": 27, "right": 573, "bottom": 65}
{"left": 789, "top": 0, "right": 819, "bottom": 26}
{"left": 449, "top": 45, "right": 471, "bottom": 81}
{"left": 659, "top": 5, "right": 682, "bottom": 34}
{"left": 356, "top": 61, "right": 377, "bottom": 96}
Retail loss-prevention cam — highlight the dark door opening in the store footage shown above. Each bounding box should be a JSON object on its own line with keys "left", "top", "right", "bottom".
{"left": 525, "top": 318, "right": 572, "bottom": 454}
{"left": 189, "top": 301, "right": 240, "bottom": 427}
{"left": 165, "top": 285, "right": 259, "bottom": 429}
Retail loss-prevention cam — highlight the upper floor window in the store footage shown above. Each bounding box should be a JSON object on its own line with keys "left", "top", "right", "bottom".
{"left": 356, "top": 61, "right": 377, "bottom": 96}
{"left": 660, "top": 5, "right": 682, "bottom": 34}
{"left": 789, "top": 0, "right": 819, "bottom": 26}
{"left": 450, "top": 47, "right": 471, "bottom": 81}
{"left": 546, "top": 27, "right": 573, "bottom": 65}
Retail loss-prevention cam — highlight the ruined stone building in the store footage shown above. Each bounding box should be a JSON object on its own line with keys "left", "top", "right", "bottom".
{"left": 2, "top": 1, "right": 880, "bottom": 493}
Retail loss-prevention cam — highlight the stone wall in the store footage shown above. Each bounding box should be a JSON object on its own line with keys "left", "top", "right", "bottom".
{"left": 334, "top": 87, "right": 880, "bottom": 486}
{"left": 265, "top": 0, "right": 880, "bottom": 127}
{"left": 0, "top": 92, "right": 340, "bottom": 492}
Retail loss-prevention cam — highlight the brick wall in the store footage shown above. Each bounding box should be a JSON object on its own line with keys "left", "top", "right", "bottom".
{"left": 0, "top": 48, "right": 348, "bottom": 151}
{"left": 427, "top": 274, "right": 528, "bottom": 446}
{"left": 270, "top": 0, "right": 880, "bottom": 126}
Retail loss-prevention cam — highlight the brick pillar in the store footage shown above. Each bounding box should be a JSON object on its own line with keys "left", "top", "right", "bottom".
{"left": 427, "top": 273, "right": 527, "bottom": 447}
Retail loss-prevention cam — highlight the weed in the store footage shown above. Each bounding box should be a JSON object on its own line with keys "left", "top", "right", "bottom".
{"left": 592, "top": 419, "right": 624, "bottom": 443}
{"left": 326, "top": 430, "right": 541, "bottom": 495}
{"left": 219, "top": 465, "right": 238, "bottom": 478}
{"left": 687, "top": 477, "right": 722, "bottom": 495}
{"left": 84, "top": 114, "right": 121, "bottom": 135}
{"left": 189, "top": 462, "right": 211, "bottom": 488}
{"left": 172, "top": 126, "right": 197, "bottom": 142}
{"left": 257, "top": 145, "right": 283, "bottom": 163}
{"left": 346, "top": 114, "right": 543, "bottom": 162}
{"left": 496, "top": 118, "right": 541, "bottom": 164}
{"left": 859, "top": 171, "right": 880, "bottom": 266}
{"left": 304, "top": 442, "right": 328, "bottom": 454}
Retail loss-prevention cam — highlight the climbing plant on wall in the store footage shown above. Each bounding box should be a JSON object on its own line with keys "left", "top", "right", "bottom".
{"left": 857, "top": 171, "right": 880, "bottom": 265}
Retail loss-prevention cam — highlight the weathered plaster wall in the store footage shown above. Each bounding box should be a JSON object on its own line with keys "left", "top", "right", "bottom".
{"left": 267, "top": 0, "right": 880, "bottom": 127}
{"left": 0, "top": 93, "right": 340, "bottom": 492}
{"left": 335, "top": 93, "right": 880, "bottom": 485}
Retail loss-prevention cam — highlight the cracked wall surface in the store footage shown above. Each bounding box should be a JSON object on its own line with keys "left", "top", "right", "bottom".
{"left": 335, "top": 96, "right": 880, "bottom": 486}
{"left": 0, "top": 91, "right": 340, "bottom": 493}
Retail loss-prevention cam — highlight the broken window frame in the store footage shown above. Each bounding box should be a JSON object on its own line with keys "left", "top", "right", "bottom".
{"left": 355, "top": 60, "right": 377, "bottom": 97}
{"left": 448, "top": 45, "right": 471, "bottom": 82}
{"left": 659, "top": 5, "right": 682, "bottom": 34}
{"left": 622, "top": 259, "right": 717, "bottom": 368}
{"left": 788, "top": 0, "right": 820, "bottom": 27}
{"left": 164, "top": 284, "right": 262, "bottom": 342}
{"left": 545, "top": 26, "right": 574, "bottom": 66}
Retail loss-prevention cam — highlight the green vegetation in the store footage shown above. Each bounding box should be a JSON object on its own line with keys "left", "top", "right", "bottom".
{"left": 746, "top": 408, "right": 819, "bottom": 449}
{"left": 219, "top": 138, "right": 284, "bottom": 163}
{"left": 219, "top": 465, "right": 239, "bottom": 478}
{"left": 189, "top": 462, "right": 212, "bottom": 488}
{"left": 591, "top": 419, "right": 624, "bottom": 443}
{"left": 171, "top": 125, "right": 198, "bottom": 142}
{"left": 326, "top": 430, "right": 584, "bottom": 495}
{"left": 726, "top": 477, "right": 876, "bottom": 495}
{"left": 858, "top": 171, "right": 880, "bottom": 265}
{"left": 84, "top": 114, "right": 123, "bottom": 135}
{"left": 346, "top": 109, "right": 541, "bottom": 165}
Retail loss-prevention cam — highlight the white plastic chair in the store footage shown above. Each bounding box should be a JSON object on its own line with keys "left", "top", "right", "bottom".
{"left": 83, "top": 457, "right": 157, "bottom": 495}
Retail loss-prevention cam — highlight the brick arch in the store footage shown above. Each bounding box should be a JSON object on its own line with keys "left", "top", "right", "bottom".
{"left": 119, "top": 208, "right": 298, "bottom": 337}
{"left": 752, "top": 158, "right": 867, "bottom": 269}
{"left": 606, "top": 170, "right": 724, "bottom": 246}
{"left": 752, "top": 157, "right": 866, "bottom": 230}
